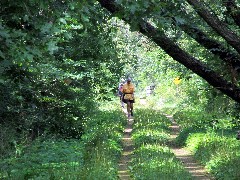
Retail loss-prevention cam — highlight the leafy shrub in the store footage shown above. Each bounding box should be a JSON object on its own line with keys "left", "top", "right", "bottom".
{"left": 206, "top": 155, "right": 240, "bottom": 180}
{"left": 173, "top": 110, "right": 215, "bottom": 129}
{"left": 185, "top": 133, "right": 206, "bottom": 153}
{"left": 81, "top": 109, "right": 126, "bottom": 148}
{"left": 185, "top": 131, "right": 240, "bottom": 179}
{"left": 0, "top": 139, "right": 85, "bottom": 179}
{"left": 0, "top": 125, "right": 16, "bottom": 158}
{"left": 0, "top": 105, "right": 126, "bottom": 179}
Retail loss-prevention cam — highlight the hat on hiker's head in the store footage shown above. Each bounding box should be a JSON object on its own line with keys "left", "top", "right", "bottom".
{"left": 127, "top": 77, "right": 132, "bottom": 82}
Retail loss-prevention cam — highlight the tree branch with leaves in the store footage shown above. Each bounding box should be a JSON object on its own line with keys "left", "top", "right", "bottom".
{"left": 97, "top": 0, "right": 240, "bottom": 103}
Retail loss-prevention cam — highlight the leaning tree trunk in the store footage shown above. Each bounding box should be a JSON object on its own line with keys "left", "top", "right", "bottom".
{"left": 164, "top": 0, "right": 240, "bottom": 69}
{"left": 224, "top": 0, "right": 240, "bottom": 27}
{"left": 179, "top": 22, "right": 240, "bottom": 70}
{"left": 97, "top": 0, "right": 240, "bottom": 103}
{"left": 186, "top": 0, "right": 240, "bottom": 54}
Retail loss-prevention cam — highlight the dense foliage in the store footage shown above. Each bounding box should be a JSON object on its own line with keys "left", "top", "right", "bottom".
{"left": 0, "top": 0, "right": 136, "bottom": 158}
{"left": 0, "top": 103, "right": 126, "bottom": 179}
{"left": 1, "top": 0, "right": 240, "bottom": 179}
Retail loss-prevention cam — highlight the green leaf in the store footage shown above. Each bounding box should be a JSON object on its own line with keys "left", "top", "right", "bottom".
{"left": 0, "top": 50, "right": 5, "bottom": 59}
{"left": 174, "top": 16, "right": 185, "bottom": 25}
{"left": 0, "top": 29, "right": 10, "bottom": 38}
{"left": 47, "top": 41, "right": 58, "bottom": 54}
{"left": 81, "top": 14, "right": 89, "bottom": 22}
{"left": 23, "top": 15, "right": 29, "bottom": 22}
{"left": 59, "top": 18, "right": 67, "bottom": 24}
{"left": 40, "top": 23, "right": 53, "bottom": 34}
{"left": 24, "top": 51, "right": 33, "bottom": 61}
{"left": 129, "top": 4, "right": 137, "bottom": 14}
{"left": 0, "top": 79, "right": 5, "bottom": 84}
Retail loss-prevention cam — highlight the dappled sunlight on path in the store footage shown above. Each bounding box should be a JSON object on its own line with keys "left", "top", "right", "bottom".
{"left": 167, "top": 115, "right": 214, "bottom": 180}
{"left": 118, "top": 110, "right": 214, "bottom": 179}
{"left": 118, "top": 109, "right": 134, "bottom": 180}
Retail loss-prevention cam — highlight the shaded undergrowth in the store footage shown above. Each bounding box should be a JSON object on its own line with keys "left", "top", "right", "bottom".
{"left": 0, "top": 102, "right": 126, "bottom": 179}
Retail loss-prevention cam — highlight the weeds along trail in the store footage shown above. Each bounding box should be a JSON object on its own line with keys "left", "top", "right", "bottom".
{"left": 127, "top": 108, "right": 193, "bottom": 180}
{"left": 0, "top": 103, "right": 215, "bottom": 179}
{"left": 0, "top": 107, "right": 127, "bottom": 179}
{"left": 168, "top": 116, "right": 213, "bottom": 180}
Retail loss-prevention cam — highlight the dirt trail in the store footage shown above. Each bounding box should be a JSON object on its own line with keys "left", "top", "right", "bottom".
{"left": 117, "top": 110, "right": 214, "bottom": 180}
{"left": 167, "top": 115, "right": 214, "bottom": 180}
{"left": 118, "top": 116, "right": 134, "bottom": 180}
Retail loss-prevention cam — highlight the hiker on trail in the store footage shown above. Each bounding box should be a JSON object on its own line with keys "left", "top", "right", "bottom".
{"left": 118, "top": 83, "right": 124, "bottom": 108}
{"left": 122, "top": 77, "right": 135, "bottom": 118}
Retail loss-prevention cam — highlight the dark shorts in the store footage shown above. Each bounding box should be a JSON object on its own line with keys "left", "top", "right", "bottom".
{"left": 124, "top": 99, "right": 134, "bottom": 103}
{"left": 121, "top": 93, "right": 135, "bottom": 104}
{"left": 122, "top": 99, "right": 135, "bottom": 103}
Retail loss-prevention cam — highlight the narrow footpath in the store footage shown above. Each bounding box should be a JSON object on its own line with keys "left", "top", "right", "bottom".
{"left": 118, "top": 114, "right": 134, "bottom": 180}
{"left": 167, "top": 115, "right": 214, "bottom": 180}
{"left": 117, "top": 110, "right": 214, "bottom": 180}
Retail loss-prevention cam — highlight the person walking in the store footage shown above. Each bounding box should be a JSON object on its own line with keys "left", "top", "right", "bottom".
{"left": 118, "top": 83, "right": 124, "bottom": 108}
{"left": 122, "top": 77, "right": 135, "bottom": 118}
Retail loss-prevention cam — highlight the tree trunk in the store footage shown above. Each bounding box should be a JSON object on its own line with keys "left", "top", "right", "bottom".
{"left": 186, "top": 0, "right": 240, "bottom": 54}
{"left": 179, "top": 22, "right": 240, "bottom": 70}
{"left": 97, "top": 0, "right": 240, "bottom": 103}
{"left": 224, "top": 0, "right": 240, "bottom": 27}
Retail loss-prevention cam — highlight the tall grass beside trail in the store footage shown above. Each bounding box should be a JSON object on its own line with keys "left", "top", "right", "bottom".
{"left": 185, "top": 132, "right": 240, "bottom": 180}
{"left": 131, "top": 145, "right": 193, "bottom": 180}
{"left": 174, "top": 110, "right": 240, "bottom": 179}
{"left": 130, "top": 109, "right": 192, "bottom": 180}
{"left": 80, "top": 107, "right": 126, "bottom": 180}
{"left": 0, "top": 140, "right": 85, "bottom": 179}
{"left": 132, "top": 109, "right": 171, "bottom": 148}
{"left": 0, "top": 102, "right": 126, "bottom": 180}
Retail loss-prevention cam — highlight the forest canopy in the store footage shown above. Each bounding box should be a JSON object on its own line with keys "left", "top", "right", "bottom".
{"left": 98, "top": 0, "right": 240, "bottom": 102}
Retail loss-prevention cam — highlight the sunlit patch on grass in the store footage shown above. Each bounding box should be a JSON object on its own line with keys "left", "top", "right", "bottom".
{"left": 131, "top": 144, "right": 192, "bottom": 180}
{"left": 132, "top": 129, "right": 170, "bottom": 147}
{"left": 130, "top": 108, "right": 192, "bottom": 179}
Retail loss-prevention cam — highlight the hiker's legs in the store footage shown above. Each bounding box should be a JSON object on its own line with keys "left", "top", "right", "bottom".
{"left": 121, "top": 97, "right": 125, "bottom": 108}
{"left": 120, "top": 96, "right": 124, "bottom": 107}
{"left": 130, "top": 102, "right": 133, "bottom": 116}
{"left": 127, "top": 101, "right": 131, "bottom": 116}
{"left": 121, "top": 101, "right": 125, "bottom": 108}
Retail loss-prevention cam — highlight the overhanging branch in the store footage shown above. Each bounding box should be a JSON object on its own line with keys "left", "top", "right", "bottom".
{"left": 186, "top": 0, "right": 240, "bottom": 54}
{"left": 97, "top": 0, "right": 240, "bottom": 103}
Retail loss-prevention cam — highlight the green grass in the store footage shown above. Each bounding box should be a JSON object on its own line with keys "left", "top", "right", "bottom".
{"left": 133, "top": 108, "right": 171, "bottom": 130}
{"left": 130, "top": 108, "right": 192, "bottom": 180}
{"left": 130, "top": 144, "right": 192, "bottom": 180}
{"left": 174, "top": 109, "right": 240, "bottom": 180}
{"left": 0, "top": 139, "right": 85, "bottom": 179}
{"left": 0, "top": 102, "right": 126, "bottom": 179}
{"left": 132, "top": 129, "right": 170, "bottom": 147}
